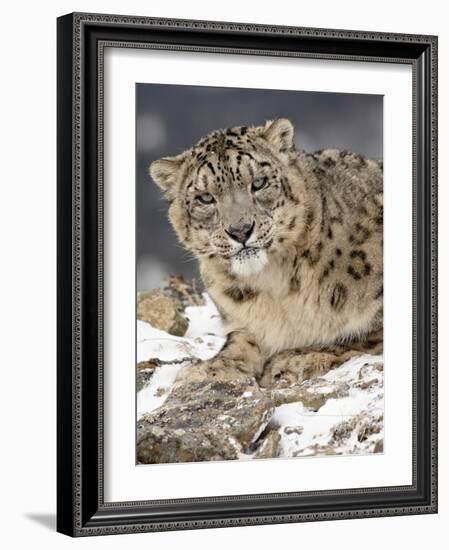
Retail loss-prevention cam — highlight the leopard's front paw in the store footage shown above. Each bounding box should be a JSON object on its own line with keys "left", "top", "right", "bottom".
{"left": 175, "top": 330, "right": 264, "bottom": 385}
{"left": 175, "top": 355, "right": 252, "bottom": 385}
{"left": 259, "top": 351, "right": 341, "bottom": 389}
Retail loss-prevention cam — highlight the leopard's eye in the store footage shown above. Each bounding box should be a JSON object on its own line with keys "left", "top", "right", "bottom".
{"left": 251, "top": 177, "right": 268, "bottom": 192}
{"left": 197, "top": 192, "right": 215, "bottom": 204}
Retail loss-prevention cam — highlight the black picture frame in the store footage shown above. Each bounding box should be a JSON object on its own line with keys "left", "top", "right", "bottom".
{"left": 57, "top": 12, "right": 438, "bottom": 537}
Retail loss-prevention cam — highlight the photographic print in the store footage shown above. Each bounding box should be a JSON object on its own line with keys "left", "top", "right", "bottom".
{"left": 136, "top": 84, "right": 384, "bottom": 464}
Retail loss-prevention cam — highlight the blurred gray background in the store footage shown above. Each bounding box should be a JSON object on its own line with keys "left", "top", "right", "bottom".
{"left": 136, "top": 84, "right": 383, "bottom": 291}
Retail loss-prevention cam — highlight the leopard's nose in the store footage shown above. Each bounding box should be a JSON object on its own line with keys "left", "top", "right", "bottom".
{"left": 226, "top": 222, "right": 254, "bottom": 244}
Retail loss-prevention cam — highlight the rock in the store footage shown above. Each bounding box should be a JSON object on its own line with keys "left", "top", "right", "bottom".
{"left": 373, "top": 439, "right": 384, "bottom": 453}
{"left": 163, "top": 275, "right": 204, "bottom": 307}
{"left": 137, "top": 289, "right": 188, "bottom": 336}
{"left": 265, "top": 376, "right": 350, "bottom": 409}
{"left": 253, "top": 429, "right": 281, "bottom": 459}
{"left": 330, "top": 411, "right": 383, "bottom": 451}
{"left": 137, "top": 359, "right": 160, "bottom": 372}
{"left": 284, "top": 426, "right": 303, "bottom": 436}
{"left": 137, "top": 370, "right": 275, "bottom": 464}
{"left": 136, "top": 359, "right": 159, "bottom": 392}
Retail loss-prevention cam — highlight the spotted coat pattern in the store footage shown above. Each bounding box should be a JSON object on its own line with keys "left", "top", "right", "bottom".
{"left": 150, "top": 119, "right": 383, "bottom": 373}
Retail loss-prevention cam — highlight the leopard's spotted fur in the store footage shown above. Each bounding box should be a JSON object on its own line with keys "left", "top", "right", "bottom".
{"left": 150, "top": 119, "right": 383, "bottom": 380}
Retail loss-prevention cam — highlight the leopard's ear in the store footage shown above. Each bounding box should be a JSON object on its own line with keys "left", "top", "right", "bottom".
{"left": 149, "top": 153, "right": 186, "bottom": 200}
{"left": 263, "top": 118, "right": 294, "bottom": 154}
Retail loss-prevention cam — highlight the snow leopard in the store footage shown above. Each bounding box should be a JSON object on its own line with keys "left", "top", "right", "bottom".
{"left": 150, "top": 119, "right": 383, "bottom": 385}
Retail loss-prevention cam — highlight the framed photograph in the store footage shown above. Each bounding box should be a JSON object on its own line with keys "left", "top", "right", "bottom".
{"left": 57, "top": 12, "right": 438, "bottom": 536}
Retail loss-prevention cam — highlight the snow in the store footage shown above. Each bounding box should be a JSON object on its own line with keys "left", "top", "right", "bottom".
{"left": 137, "top": 362, "right": 185, "bottom": 418}
{"left": 137, "top": 293, "right": 226, "bottom": 364}
{"left": 137, "top": 293, "right": 226, "bottom": 419}
{"left": 271, "top": 355, "right": 384, "bottom": 457}
{"left": 184, "top": 293, "right": 225, "bottom": 339}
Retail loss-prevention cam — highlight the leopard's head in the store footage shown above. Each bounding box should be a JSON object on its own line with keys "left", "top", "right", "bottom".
{"left": 150, "top": 119, "right": 300, "bottom": 278}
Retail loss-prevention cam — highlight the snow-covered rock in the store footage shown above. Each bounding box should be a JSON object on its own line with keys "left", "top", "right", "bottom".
{"left": 136, "top": 288, "right": 384, "bottom": 463}
{"left": 270, "top": 356, "right": 384, "bottom": 457}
